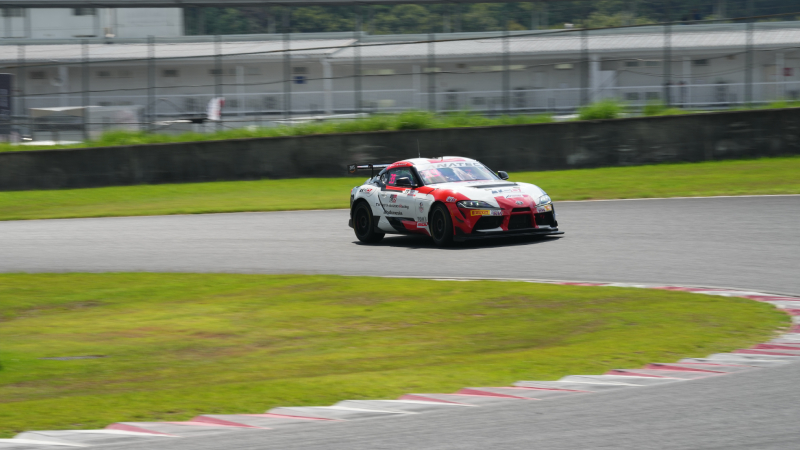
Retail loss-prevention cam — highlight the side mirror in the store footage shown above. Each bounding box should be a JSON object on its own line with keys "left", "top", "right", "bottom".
{"left": 395, "top": 177, "right": 414, "bottom": 187}
{"left": 498, "top": 171, "right": 509, "bottom": 180}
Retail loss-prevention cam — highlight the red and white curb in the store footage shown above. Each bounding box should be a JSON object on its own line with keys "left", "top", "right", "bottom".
{"left": 2, "top": 283, "right": 798, "bottom": 449}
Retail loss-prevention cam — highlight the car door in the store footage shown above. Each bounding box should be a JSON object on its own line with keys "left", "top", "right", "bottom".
{"left": 379, "top": 167, "right": 419, "bottom": 222}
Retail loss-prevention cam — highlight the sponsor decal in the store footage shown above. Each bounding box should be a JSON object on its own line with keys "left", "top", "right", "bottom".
{"left": 416, "top": 216, "right": 427, "bottom": 222}
{"left": 446, "top": 196, "right": 457, "bottom": 203}
{"left": 430, "top": 162, "right": 481, "bottom": 168}
{"left": 419, "top": 202, "right": 425, "bottom": 213}
{"left": 359, "top": 187, "right": 374, "bottom": 193}
{"left": 506, "top": 194, "right": 524, "bottom": 198}
{"left": 416, "top": 222, "right": 428, "bottom": 227}
{"left": 385, "top": 211, "right": 404, "bottom": 216}
{"left": 403, "top": 189, "right": 418, "bottom": 196}
{"left": 515, "top": 200, "right": 524, "bottom": 206}
{"left": 470, "top": 210, "right": 504, "bottom": 217}
{"left": 390, "top": 194, "right": 397, "bottom": 203}
{"left": 386, "top": 204, "right": 409, "bottom": 209}
{"left": 536, "top": 204, "right": 553, "bottom": 213}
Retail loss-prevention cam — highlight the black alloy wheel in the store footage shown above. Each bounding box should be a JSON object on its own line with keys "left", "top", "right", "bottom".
{"left": 353, "top": 202, "right": 385, "bottom": 244}
{"left": 429, "top": 203, "right": 454, "bottom": 247}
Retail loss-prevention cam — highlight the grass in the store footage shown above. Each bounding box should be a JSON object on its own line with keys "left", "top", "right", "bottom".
{"left": 0, "top": 156, "right": 798, "bottom": 221}
{"left": 0, "top": 273, "right": 787, "bottom": 437}
{"left": 0, "top": 111, "right": 554, "bottom": 153}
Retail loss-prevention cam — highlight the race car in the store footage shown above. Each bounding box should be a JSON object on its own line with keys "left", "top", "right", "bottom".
{"left": 347, "top": 157, "right": 563, "bottom": 246}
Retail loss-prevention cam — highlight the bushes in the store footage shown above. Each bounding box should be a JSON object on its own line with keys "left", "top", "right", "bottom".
{"left": 642, "top": 101, "right": 685, "bottom": 117}
{"left": 577, "top": 99, "right": 624, "bottom": 120}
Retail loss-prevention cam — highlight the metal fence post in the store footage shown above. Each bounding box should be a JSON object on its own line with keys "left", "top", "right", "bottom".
{"left": 354, "top": 4, "right": 362, "bottom": 114}
{"left": 215, "top": 34, "right": 222, "bottom": 131}
{"left": 147, "top": 35, "right": 155, "bottom": 133}
{"left": 82, "top": 39, "right": 89, "bottom": 141}
{"left": 427, "top": 30, "right": 436, "bottom": 111}
{"left": 580, "top": 27, "right": 589, "bottom": 106}
{"left": 744, "top": 1, "right": 754, "bottom": 105}
{"left": 283, "top": 7, "right": 292, "bottom": 121}
{"left": 502, "top": 3, "right": 510, "bottom": 113}
{"left": 663, "top": 1, "right": 672, "bottom": 107}
{"left": 17, "top": 44, "right": 25, "bottom": 138}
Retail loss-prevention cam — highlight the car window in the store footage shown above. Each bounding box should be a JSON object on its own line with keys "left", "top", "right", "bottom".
{"left": 417, "top": 165, "right": 499, "bottom": 184}
{"left": 383, "top": 167, "right": 417, "bottom": 186}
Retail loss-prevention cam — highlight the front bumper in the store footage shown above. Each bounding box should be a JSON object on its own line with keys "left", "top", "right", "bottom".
{"left": 453, "top": 227, "right": 564, "bottom": 242}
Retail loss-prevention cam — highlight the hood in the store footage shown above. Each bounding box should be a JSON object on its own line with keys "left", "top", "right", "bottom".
{"left": 431, "top": 180, "right": 546, "bottom": 208}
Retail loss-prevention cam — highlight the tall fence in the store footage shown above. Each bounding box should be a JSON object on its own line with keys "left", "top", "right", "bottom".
{"left": 2, "top": 9, "right": 800, "bottom": 141}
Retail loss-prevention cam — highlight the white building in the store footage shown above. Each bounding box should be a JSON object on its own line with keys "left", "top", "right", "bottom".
{"left": 1, "top": 20, "right": 799, "bottom": 126}
{"left": 0, "top": 7, "right": 183, "bottom": 39}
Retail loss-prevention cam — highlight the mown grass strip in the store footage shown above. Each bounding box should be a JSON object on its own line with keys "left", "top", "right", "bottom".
{"left": 0, "top": 274, "right": 786, "bottom": 438}
{"left": 0, "top": 156, "right": 798, "bottom": 221}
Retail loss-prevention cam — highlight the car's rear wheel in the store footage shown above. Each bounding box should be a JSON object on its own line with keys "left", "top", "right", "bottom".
{"left": 429, "top": 203, "right": 454, "bottom": 247}
{"left": 353, "top": 202, "right": 385, "bottom": 244}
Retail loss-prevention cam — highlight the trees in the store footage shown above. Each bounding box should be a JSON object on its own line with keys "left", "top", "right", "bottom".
{"left": 183, "top": 1, "right": 795, "bottom": 36}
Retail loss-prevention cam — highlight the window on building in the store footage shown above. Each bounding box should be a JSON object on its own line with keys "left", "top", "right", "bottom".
{"left": 600, "top": 60, "right": 617, "bottom": 71}
{"left": 245, "top": 67, "right": 261, "bottom": 76}
{"left": 624, "top": 61, "right": 640, "bottom": 67}
{"left": 96, "top": 70, "right": 112, "bottom": 78}
{"left": 29, "top": 71, "right": 46, "bottom": 80}
{"left": 645, "top": 92, "right": 660, "bottom": 100}
{"left": 118, "top": 70, "right": 133, "bottom": 78}
{"left": 227, "top": 99, "right": 239, "bottom": 108}
{"left": 263, "top": 96, "right": 278, "bottom": 110}
{"left": 470, "top": 65, "right": 525, "bottom": 72}
{"left": 644, "top": 60, "right": 661, "bottom": 67}
{"left": 208, "top": 68, "right": 236, "bottom": 76}
{"left": 362, "top": 69, "right": 396, "bottom": 76}
{"left": 423, "top": 67, "right": 441, "bottom": 73}
{"left": 471, "top": 97, "right": 486, "bottom": 105}
{"left": 162, "top": 69, "right": 180, "bottom": 78}
{"left": 2, "top": 8, "right": 24, "bottom": 17}
{"left": 554, "top": 64, "right": 574, "bottom": 70}
{"left": 292, "top": 67, "right": 308, "bottom": 75}
{"left": 693, "top": 59, "right": 709, "bottom": 67}
{"left": 625, "top": 92, "right": 641, "bottom": 101}
{"left": 73, "top": 8, "right": 96, "bottom": 16}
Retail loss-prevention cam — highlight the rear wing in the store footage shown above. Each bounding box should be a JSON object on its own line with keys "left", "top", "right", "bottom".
{"left": 347, "top": 163, "right": 392, "bottom": 177}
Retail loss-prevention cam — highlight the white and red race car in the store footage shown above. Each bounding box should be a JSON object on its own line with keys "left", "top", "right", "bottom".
{"left": 348, "top": 157, "right": 563, "bottom": 246}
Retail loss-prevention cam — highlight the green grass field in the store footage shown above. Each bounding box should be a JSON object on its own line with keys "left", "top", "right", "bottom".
{"left": 0, "top": 156, "right": 798, "bottom": 221}
{"left": 0, "top": 274, "right": 787, "bottom": 437}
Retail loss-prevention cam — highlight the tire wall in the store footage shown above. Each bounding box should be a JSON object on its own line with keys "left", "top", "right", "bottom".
{"left": 1, "top": 108, "right": 799, "bottom": 191}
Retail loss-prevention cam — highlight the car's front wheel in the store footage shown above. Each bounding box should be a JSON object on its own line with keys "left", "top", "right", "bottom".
{"left": 353, "top": 202, "right": 385, "bottom": 244}
{"left": 429, "top": 203, "right": 454, "bottom": 247}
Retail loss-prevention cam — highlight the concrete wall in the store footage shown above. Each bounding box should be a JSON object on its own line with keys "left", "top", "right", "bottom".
{"left": 2, "top": 107, "right": 799, "bottom": 191}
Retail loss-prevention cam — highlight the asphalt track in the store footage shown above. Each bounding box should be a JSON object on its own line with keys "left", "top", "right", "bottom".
{"left": 2, "top": 195, "right": 800, "bottom": 449}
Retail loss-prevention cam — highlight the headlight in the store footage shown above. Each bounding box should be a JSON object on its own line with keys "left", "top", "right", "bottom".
{"left": 457, "top": 200, "right": 495, "bottom": 209}
{"left": 537, "top": 194, "right": 552, "bottom": 205}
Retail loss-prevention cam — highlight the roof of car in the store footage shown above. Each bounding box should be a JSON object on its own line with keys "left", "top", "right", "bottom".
{"left": 400, "top": 157, "right": 479, "bottom": 166}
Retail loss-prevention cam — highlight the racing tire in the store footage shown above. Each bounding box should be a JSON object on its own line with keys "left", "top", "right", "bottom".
{"left": 429, "top": 203, "right": 455, "bottom": 247}
{"left": 353, "top": 202, "right": 385, "bottom": 244}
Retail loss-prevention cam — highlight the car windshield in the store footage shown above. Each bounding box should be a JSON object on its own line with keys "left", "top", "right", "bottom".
{"left": 417, "top": 165, "right": 499, "bottom": 185}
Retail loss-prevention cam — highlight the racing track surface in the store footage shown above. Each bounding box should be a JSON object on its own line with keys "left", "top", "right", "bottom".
{"left": 1, "top": 195, "right": 800, "bottom": 449}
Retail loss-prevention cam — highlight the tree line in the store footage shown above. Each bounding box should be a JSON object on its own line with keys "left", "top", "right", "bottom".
{"left": 184, "top": 0, "right": 799, "bottom": 36}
